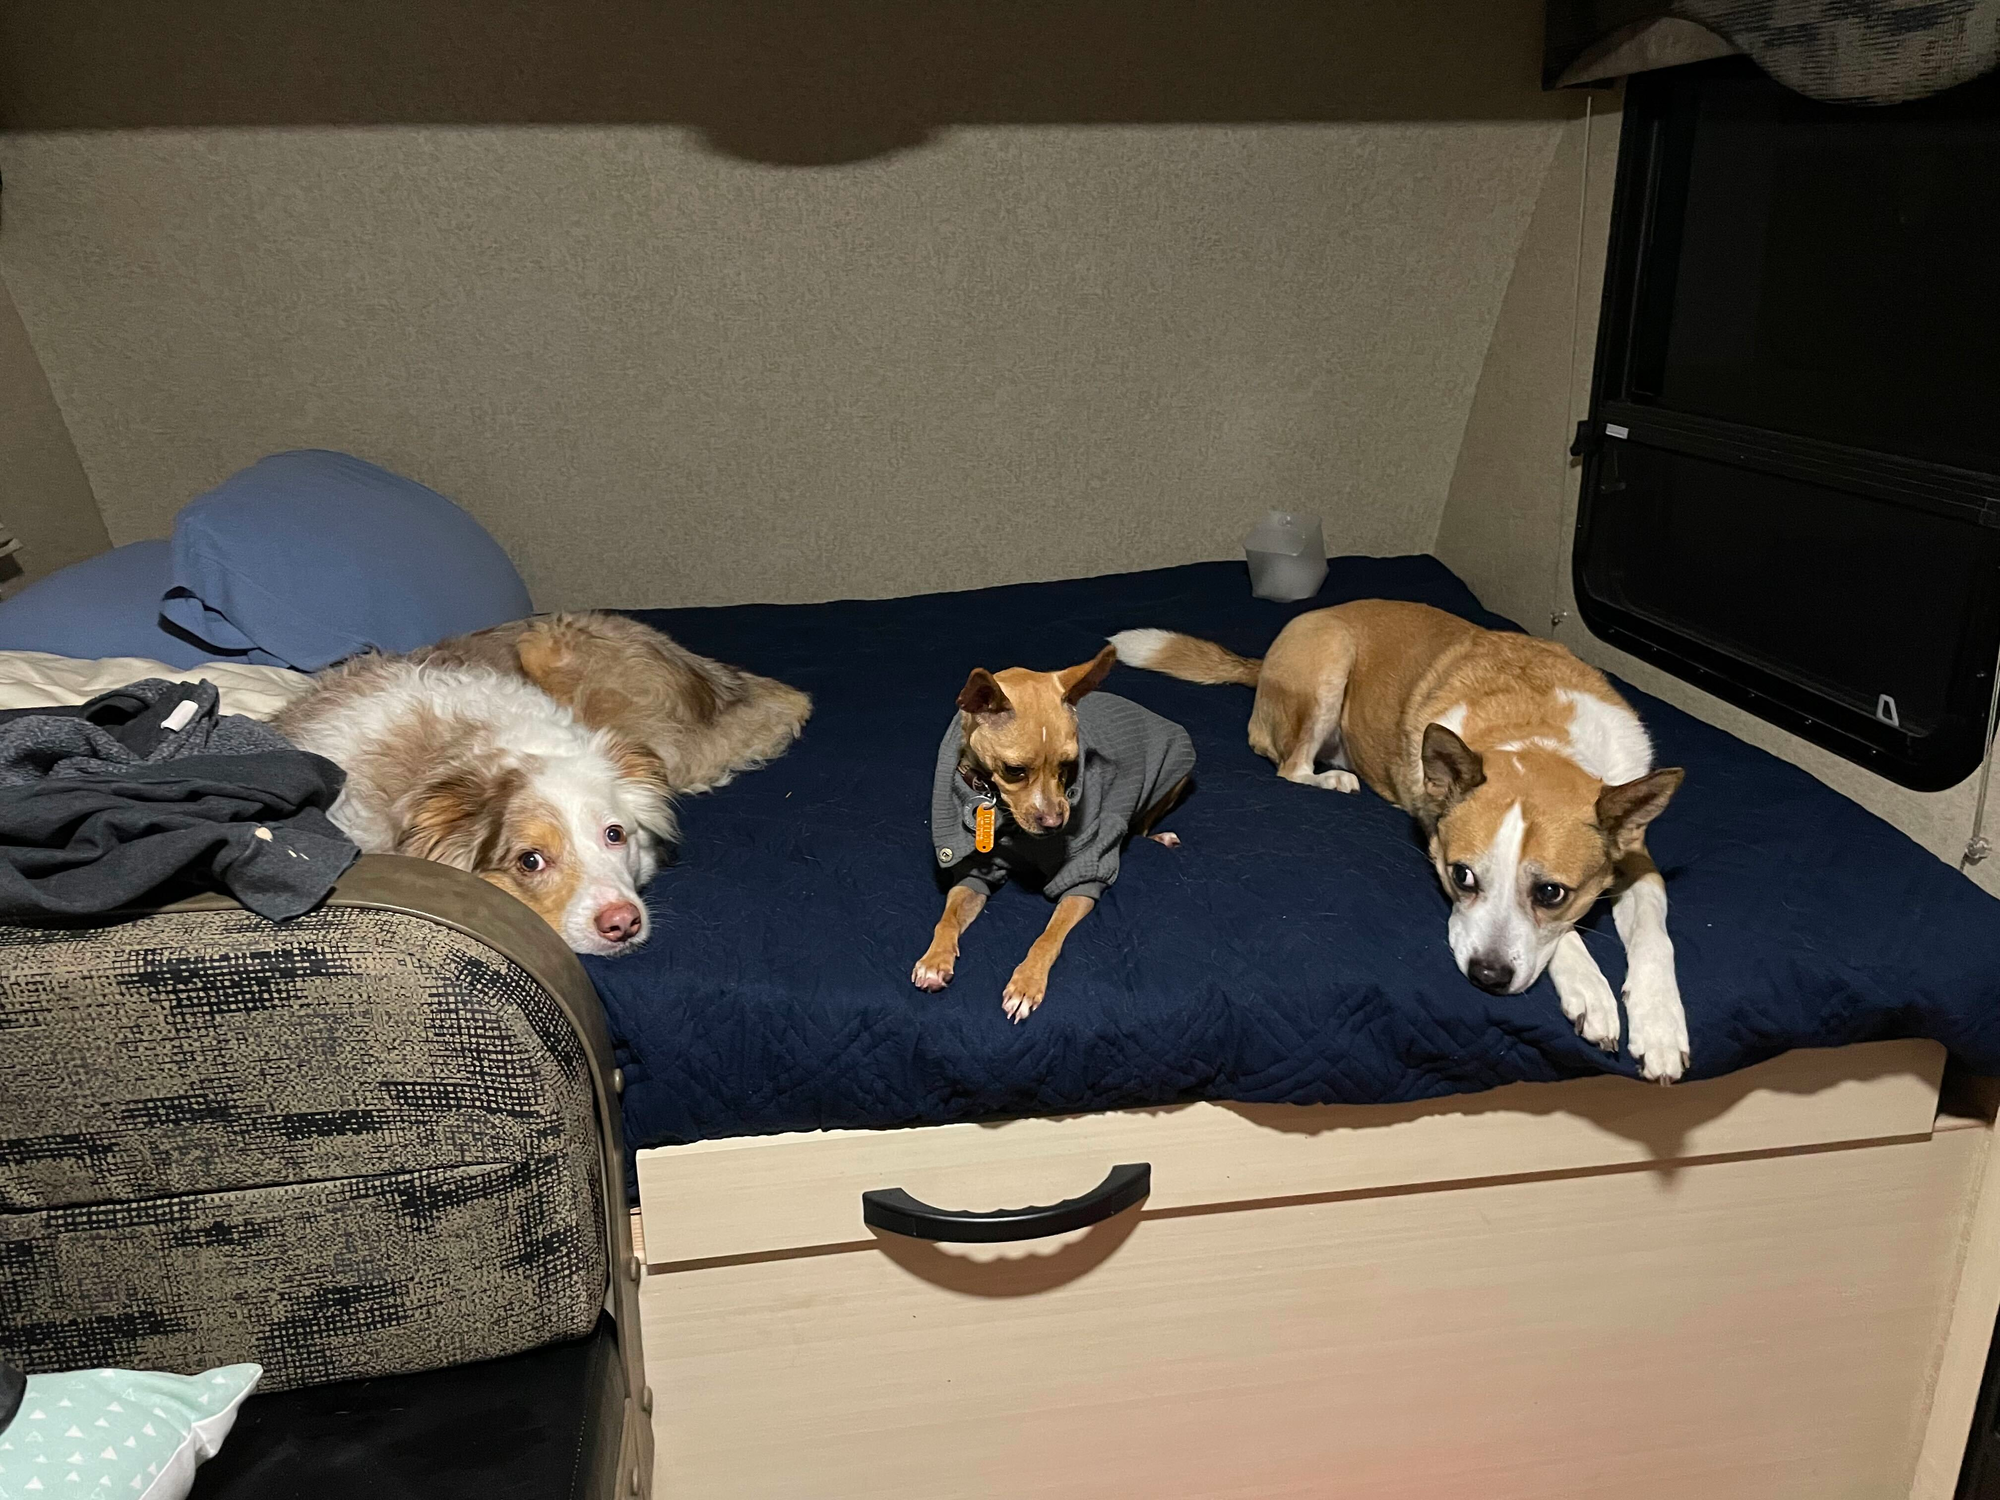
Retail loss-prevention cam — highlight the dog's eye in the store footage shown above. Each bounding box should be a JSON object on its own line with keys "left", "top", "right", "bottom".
{"left": 604, "top": 824, "right": 626, "bottom": 846}
{"left": 1448, "top": 862, "right": 1478, "bottom": 894}
{"left": 999, "top": 765, "right": 1028, "bottom": 781}
{"left": 517, "top": 850, "right": 548, "bottom": 873}
{"left": 1531, "top": 881, "right": 1569, "bottom": 910}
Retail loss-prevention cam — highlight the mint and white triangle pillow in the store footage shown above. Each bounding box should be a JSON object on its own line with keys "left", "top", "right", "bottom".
{"left": 0, "top": 1363, "right": 260, "bottom": 1500}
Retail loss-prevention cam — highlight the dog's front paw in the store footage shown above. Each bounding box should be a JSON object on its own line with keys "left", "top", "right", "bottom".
{"left": 911, "top": 949, "right": 957, "bottom": 992}
{"left": 1550, "top": 932, "right": 1619, "bottom": 1052}
{"left": 1001, "top": 967, "right": 1047, "bottom": 1023}
{"left": 1627, "top": 1017, "right": 1688, "bottom": 1084}
{"left": 1147, "top": 830, "right": 1181, "bottom": 849}
{"left": 1623, "top": 963, "right": 1689, "bottom": 1084}
{"left": 1285, "top": 768, "right": 1359, "bottom": 793}
{"left": 1560, "top": 962, "right": 1621, "bottom": 1052}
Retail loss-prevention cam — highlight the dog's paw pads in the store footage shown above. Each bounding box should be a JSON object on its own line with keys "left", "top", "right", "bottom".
{"left": 1147, "top": 830, "right": 1182, "bottom": 849}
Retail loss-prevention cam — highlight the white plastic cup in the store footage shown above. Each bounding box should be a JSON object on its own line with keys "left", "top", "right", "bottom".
{"left": 1243, "top": 511, "right": 1328, "bottom": 602}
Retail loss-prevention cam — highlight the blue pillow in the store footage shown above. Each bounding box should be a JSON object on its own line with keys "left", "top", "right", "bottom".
{"left": 160, "top": 450, "right": 532, "bottom": 671}
{"left": 0, "top": 540, "right": 223, "bottom": 669}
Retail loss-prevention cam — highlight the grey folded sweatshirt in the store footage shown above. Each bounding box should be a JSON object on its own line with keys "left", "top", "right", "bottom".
{"left": 0, "top": 679, "right": 357, "bottom": 921}
{"left": 929, "top": 692, "right": 1195, "bottom": 902}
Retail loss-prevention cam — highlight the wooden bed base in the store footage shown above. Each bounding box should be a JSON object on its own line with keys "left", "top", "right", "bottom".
{"left": 634, "top": 1041, "right": 2000, "bottom": 1498}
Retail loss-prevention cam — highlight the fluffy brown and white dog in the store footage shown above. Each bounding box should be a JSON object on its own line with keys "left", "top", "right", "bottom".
{"left": 279, "top": 658, "right": 677, "bottom": 956}
{"left": 280, "top": 614, "right": 809, "bottom": 956}
{"left": 411, "top": 612, "right": 811, "bottom": 794}
{"left": 280, "top": 616, "right": 804, "bottom": 956}
{"left": 1112, "top": 602, "right": 1689, "bottom": 1082}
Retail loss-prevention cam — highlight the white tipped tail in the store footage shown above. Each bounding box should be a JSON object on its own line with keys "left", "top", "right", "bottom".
{"left": 1109, "top": 628, "right": 1261, "bottom": 686}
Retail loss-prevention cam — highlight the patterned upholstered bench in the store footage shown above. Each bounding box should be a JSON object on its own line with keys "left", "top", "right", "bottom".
{"left": 0, "top": 855, "right": 651, "bottom": 1500}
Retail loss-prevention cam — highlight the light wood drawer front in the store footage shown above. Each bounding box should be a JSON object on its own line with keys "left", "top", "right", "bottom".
{"left": 645, "top": 1125, "right": 1982, "bottom": 1500}
{"left": 639, "top": 1039, "right": 1943, "bottom": 1263}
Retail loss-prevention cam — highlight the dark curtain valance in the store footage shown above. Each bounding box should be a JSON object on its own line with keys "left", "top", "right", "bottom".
{"left": 1546, "top": 0, "right": 2000, "bottom": 103}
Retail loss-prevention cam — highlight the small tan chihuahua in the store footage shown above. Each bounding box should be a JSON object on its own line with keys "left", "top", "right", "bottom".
{"left": 915, "top": 645, "right": 1195, "bottom": 1021}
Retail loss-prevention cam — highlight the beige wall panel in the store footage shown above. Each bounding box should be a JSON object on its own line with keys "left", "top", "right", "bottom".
{"left": 1434, "top": 99, "right": 1617, "bottom": 642}
{"left": 0, "top": 119, "right": 1558, "bottom": 611}
{"left": 0, "top": 271, "right": 106, "bottom": 594}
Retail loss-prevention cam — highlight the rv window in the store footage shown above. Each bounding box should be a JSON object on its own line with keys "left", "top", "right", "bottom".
{"left": 1574, "top": 59, "right": 2000, "bottom": 792}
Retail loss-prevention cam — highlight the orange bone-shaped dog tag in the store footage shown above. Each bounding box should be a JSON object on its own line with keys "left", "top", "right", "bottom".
{"left": 974, "top": 803, "right": 996, "bottom": 853}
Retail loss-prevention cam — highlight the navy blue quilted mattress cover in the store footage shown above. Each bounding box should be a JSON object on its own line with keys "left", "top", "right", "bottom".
{"left": 588, "top": 556, "right": 2000, "bottom": 1153}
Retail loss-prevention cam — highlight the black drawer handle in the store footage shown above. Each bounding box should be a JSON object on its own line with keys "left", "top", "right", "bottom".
{"left": 861, "top": 1163, "right": 1151, "bottom": 1243}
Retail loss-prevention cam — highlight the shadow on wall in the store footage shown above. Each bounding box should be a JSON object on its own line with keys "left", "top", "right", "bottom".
{"left": 0, "top": 0, "right": 1582, "bottom": 165}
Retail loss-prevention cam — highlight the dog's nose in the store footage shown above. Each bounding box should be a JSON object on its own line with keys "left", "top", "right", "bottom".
{"left": 595, "top": 901, "right": 644, "bottom": 944}
{"left": 1031, "top": 806, "right": 1066, "bottom": 830}
{"left": 1467, "top": 957, "right": 1515, "bottom": 994}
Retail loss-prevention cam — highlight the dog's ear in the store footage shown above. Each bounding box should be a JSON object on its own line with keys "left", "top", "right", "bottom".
{"left": 397, "top": 764, "right": 522, "bottom": 871}
{"left": 608, "top": 736, "right": 675, "bottom": 798}
{"left": 1057, "top": 645, "right": 1118, "bottom": 705}
{"left": 1416, "top": 723, "right": 1485, "bottom": 832}
{"left": 1422, "top": 723, "right": 1485, "bottom": 801}
{"left": 957, "top": 668, "right": 1013, "bottom": 718}
{"left": 1597, "top": 766, "right": 1683, "bottom": 856}
{"left": 606, "top": 735, "right": 681, "bottom": 843}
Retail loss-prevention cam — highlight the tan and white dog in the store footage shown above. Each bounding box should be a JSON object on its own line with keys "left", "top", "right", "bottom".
{"left": 1112, "top": 602, "right": 1689, "bottom": 1082}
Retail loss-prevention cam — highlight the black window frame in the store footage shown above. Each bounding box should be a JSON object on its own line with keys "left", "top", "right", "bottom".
{"left": 1571, "top": 58, "right": 2000, "bottom": 793}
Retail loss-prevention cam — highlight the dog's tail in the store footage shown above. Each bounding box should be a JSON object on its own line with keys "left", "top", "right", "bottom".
{"left": 1109, "top": 628, "right": 1261, "bottom": 687}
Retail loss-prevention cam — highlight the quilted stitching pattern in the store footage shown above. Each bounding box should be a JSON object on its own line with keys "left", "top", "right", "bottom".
{"left": 589, "top": 557, "right": 2000, "bottom": 1153}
